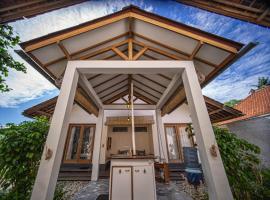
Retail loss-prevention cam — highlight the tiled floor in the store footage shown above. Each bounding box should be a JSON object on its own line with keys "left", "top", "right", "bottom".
{"left": 72, "top": 179, "right": 193, "bottom": 200}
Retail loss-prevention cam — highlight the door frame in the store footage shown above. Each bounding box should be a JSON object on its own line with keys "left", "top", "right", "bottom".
{"left": 164, "top": 123, "right": 191, "bottom": 163}
{"left": 63, "top": 123, "right": 96, "bottom": 164}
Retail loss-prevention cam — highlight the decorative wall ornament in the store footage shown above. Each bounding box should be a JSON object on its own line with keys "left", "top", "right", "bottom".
{"left": 210, "top": 144, "right": 218, "bottom": 157}
{"left": 45, "top": 146, "right": 53, "bottom": 160}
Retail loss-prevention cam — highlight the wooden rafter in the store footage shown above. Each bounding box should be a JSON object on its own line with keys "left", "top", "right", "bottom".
{"left": 190, "top": 41, "right": 203, "bottom": 59}
{"left": 128, "top": 39, "right": 133, "bottom": 60}
{"left": 88, "top": 74, "right": 102, "bottom": 81}
{"left": 132, "top": 78, "right": 163, "bottom": 95}
{"left": 133, "top": 47, "right": 148, "bottom": 60}
{"left": 93, "top": 74, "right": 122, "bottom": 89}
{"left": 133, "top": 91, "right": 156, "bottom": 105}
{"left": 104, "top": 90, "right": 129, "bottom": 104}
{"left": 158, "top": 74, "right": 172, "bottom": 81}
{"left": 57, "top": 41, "right": 71, "bottom": 60}
{"left": 100, "top": 84, "right": 128, "bottom": 99}
{"left": 75, "top": 88, "right": 99, "bottom": 117}
{"left": 78, "top": 39, "right": 129, "bottom": 60}
{"left": 138, "top": 74, "right": 167, "bottom": 89}
{"left": 43, "top": 33, "right": 129, "bottom": 67}
{"left": 133, "top": 85, "right": 160, "bottom": 100}
{"left": 97, "top": 78, "right": 128, "bottom": 95}
{"left": 112, "top": 47, "right": 129, "bottom": 60}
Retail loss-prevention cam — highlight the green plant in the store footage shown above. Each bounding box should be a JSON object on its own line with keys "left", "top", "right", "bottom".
{"left": 253, "top": 77, "right": 270, "bottom": 89}
{"left": 0, "top": 117, "right": 49, "bottom": 199}
{"left": 261, "top": 168, "right": 270, "bottom": 199}
{"left": 0, "top": 24, "right": 26, "bottom": 92}
{"left": 213, "top": 126, "right": 264, "bottom": 199}
{"left": 224, "top": 99, "right": 240, "bottom": 107}
{"left": 53, "top": 185, "right": 65, "bottom": 200}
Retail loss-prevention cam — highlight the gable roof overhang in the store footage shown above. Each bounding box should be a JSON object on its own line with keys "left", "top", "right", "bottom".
{"left": 177, "top": 0, "right": 270, "bottom": 28}
{"left": 23, "top": 95, "right": 243, "bottom": 124}
{"left": 17, "top": 5, "right": 255, "bottom": 117}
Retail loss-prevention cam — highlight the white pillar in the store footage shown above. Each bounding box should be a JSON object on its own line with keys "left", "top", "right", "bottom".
{"left": 155, "top": 109, "right": 168, "bottom": 163}
{"left": 152, "top": 113, "right": 160, "bottom": 162}
{"left": 91, "top": 108, "right": 104, "bottom": 181}
{"left": 182, "top": 63, "right": 233, "bottom": 200}
{"left": 31, "top": 64, "right": 79, "bottom": 200}
{"left": 99, "top": 124, "right": 108, "bottom": 165}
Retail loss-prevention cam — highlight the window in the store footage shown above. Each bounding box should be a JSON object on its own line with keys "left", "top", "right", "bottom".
{"left": 112, "top": 127, "right": 128, "bottom": 132}
{"left": 135, "top": 127, "right": 148, "bottom": 132}
{"left": 64, "top": 124, "right": 95, "bottom": 164}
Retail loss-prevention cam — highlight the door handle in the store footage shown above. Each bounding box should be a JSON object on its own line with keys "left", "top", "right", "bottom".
{"left": 144, "top": 169, "right": 146, "bottom": 174}
{"left": 119, "top": 169, "right": 121, "bottom": 174}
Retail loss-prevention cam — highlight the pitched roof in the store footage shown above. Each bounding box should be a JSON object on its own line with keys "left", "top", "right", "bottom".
{"left": 23, "top": 95, "right": 243, "bottom": 124}
{"left": 17, "top": 5, "right": 255, "bottom": 117}
{"left": 219, "top": 85, "right": 270, "bottom": 125}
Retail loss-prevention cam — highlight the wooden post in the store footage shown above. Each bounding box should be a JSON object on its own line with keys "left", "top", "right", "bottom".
{"left": 182, "top": 62, "right": 233, "bottom": 200}
{"left": 131, "top": 82, "right": 136, "bottom": 155}
{"left": 31, "top": 63, "right": 79, "bottom": 200}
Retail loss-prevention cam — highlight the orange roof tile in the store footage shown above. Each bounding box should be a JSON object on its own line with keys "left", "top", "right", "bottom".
{"left": 219, "top": 86, "right": 270, "bottom": 125}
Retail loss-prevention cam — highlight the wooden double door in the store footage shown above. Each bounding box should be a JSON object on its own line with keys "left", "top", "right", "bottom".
{"left": 164, "top": 124, "right": 194, "bottom": 163}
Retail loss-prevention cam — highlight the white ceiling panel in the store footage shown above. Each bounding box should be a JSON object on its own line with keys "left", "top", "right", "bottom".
{"left": 62, "top": 19, "right": 128, "bottom": 54}
{"left": 47, "top": 59, "right": 67, "bottom": 78}
{"left": 133, "top": 19, "right": 198, "bottom": 55}
{"left": 194, "top": 60, "right": 215, "bottom": 77}
{"left": 196, "top": 44, "right": 231, "bottom": 65}
{"left": 31, "top": 43, "right": 65, "bottom": 64}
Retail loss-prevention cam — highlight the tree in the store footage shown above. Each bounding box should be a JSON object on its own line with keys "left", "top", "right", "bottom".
{"left": 0, "top": 117, "right": 49, "bottom": 199}
{"left": 255, "top": 77, "right": 270, "bottom": 89}
{"left": 224, "top": 99, "right": 240, "bottom": 107}
{"left": 213, "top": 126, "right": 269, "bottom": 199}
{"left": 0, "top": 24, "right": 26, "bottom": 92}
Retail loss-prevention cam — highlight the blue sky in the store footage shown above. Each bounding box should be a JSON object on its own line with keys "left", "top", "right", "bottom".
{"left": 0, "top": 0, "right": 269, "bottom": 125}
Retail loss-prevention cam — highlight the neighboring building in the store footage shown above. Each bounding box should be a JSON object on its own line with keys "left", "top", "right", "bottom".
{"left": 219, "top": 86, "right": 270, "bottom": 168}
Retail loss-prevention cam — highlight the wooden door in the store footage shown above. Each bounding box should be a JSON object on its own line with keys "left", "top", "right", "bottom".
{"left": 63, "top": 124, "right": 95, "bottom": 164}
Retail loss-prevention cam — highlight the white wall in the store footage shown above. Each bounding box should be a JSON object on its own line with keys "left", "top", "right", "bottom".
{"left": 162, "top": 103, "right": 192, "bottom": 123}
{"left": 68, "top": 104, "right": 97, "bottom": 124}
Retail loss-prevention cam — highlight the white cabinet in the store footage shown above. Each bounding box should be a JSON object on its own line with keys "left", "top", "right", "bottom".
{"left": 111, "top": 166, "right": 132, "bottom": 200}
{"left": 109, "top": 158, "right": 156, "bottom": 200}
{"left": 133, "top": 166, "right": 156, "bottom": 200}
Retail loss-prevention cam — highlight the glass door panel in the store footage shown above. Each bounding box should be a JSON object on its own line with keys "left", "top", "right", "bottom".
{"left": 165, "top": 127, "right": 180, "bottom": 162}
{"left": 66, "top": 126, "right": 81, "bottom": 160}
{"left": 64, "top": 125, "right": 95, "bottom": 164}
{"left": 80, "top": 126, "right": 95, "bottom": 161}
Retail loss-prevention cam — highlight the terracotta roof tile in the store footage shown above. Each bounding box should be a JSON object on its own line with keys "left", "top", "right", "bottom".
{"left": 219, "top": 86, "right": 270, "bottom": 125}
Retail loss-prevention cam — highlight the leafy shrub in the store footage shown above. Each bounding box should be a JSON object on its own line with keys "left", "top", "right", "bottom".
{"left": 0, "top": 117, "right": 49, "bottom": 199}
{"left": 214, "top": 126, "right": 265, "bottom": 199}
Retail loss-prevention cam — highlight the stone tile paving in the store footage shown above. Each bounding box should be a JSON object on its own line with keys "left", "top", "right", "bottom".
{"left": 71, "top": 179, "right": 206, "bottom": 200}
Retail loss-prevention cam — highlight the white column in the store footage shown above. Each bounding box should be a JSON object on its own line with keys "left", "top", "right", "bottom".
{"left": 31, "top": 64, "right": 79, "bottom": 200}
{"left": 155, "top": 109, "right": 168, "bottom": 163}
{"left": 152, "top": 113, "right": 160, "bottom": 162}
{"left": 91, "top": 108, "right": 104, "bottom": 181}
{"left": 99, "top": 124, "right": 108, "bottom": 165}
{"left": 182, "top": 63, "right": 233, "bottom": 200}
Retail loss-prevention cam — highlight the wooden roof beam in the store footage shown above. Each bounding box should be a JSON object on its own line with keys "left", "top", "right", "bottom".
{"left": 57, "top": 41, "right": 71, "bottom": 60}
{"left": 133, "top": 91, "right": 156, "bottom": 105}
{"left": 97, "top": 78, "right": 128, "bottom": 95}
{"left": 104, "top": 90, "right": 129, "bottom": 104}
{"left": 112, "top": 47, "right": 129, "bottom": 60}
{"left": 132, "top": 78, "right": 163, "bottom": 95}
{"left": 138, "top": 74, "right": 167, "bottom": 89}
{"left": 75, "top": 88, "right": 98, "bottom": 116}
{"left": 133, "top": 47, "right": 148, "bottom": 60}
{"left": 93, "top": 74, "right": 122, "bottom": 88}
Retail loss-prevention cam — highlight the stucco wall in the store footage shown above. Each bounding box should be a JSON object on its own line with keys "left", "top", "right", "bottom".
{"left": 224, "top": 115, "right": 270, "bottom": 168}
{"left": 162, "top": 104, "right": 192, "bottom": 123}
